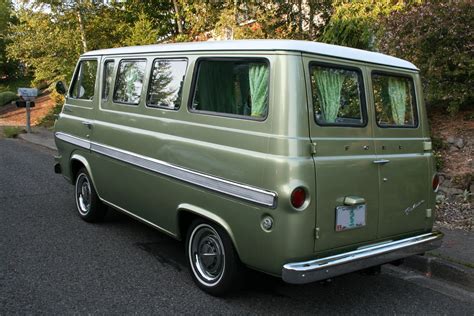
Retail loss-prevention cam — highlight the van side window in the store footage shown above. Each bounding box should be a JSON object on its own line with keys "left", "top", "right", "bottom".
{"left": 70, "top": 60, "right": 97, "bottom": 100}
{"left": 102, "top": 60, "right": 115, "bottom": 100}
{"left": 310, "top": 64, "right": 365, "bottom": 126}
{"left": 190, "top": 59, "right": 269, "bottom": 119}
{"left": 113, "top": 60, "right": 146, "bottom": 105}
{"left": 372, "top": 73, "right": 417, "bottom": 127}
{"left": 147, "top": 59, "right": 187, "bottom": 110}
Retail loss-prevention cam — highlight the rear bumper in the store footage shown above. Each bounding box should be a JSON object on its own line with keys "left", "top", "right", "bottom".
{"left": 282, "top": 231, "right": 443, "bottom": 284}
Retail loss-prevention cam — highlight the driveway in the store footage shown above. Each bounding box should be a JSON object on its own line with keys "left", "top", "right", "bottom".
{"left": 1, "top": 139, "right": 473, "bottom": 314}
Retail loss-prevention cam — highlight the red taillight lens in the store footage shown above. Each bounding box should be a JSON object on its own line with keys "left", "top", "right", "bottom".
{"left": 432, "top": 174, "right": 440, "bottom": 192}
{"left": 291, "top": 187, "right": 306, "bottom": 208}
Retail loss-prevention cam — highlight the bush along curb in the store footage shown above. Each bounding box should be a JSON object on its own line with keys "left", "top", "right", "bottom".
{"left": 399, "top": 254, "right": 474, "bottom": 290}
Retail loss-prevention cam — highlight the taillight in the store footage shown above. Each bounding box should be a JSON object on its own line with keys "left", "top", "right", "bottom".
{"left": 432, "top": 173, "right": 440, "bottom": 192}
{"left": 291, "top": 187, "right": 306, "bottom": 209}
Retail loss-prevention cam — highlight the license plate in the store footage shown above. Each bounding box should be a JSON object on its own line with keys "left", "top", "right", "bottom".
{"left": 335, "top": 204, "right": 366, "bottom": 232}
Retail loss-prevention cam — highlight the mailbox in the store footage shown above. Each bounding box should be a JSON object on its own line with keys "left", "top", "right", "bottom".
{"left": 16, "top": 100, "right": 36, "bottom": 108}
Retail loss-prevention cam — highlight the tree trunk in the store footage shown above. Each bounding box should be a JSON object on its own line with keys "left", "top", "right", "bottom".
{"left": 308, "top": 0, "right": 314, "bottom": 39}
{"left": 76, "top": 7, "right": 88, "bottom": 53}
{"left": 173, "top": 0, "right": 183, "bottom": 34}
{"left": 298, "top": 0, "right": 303, "bottom": 39}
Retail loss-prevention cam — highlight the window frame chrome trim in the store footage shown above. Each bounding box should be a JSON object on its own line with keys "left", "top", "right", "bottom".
{"left": 54, "top": 132, "right": 277, "bottom": 208}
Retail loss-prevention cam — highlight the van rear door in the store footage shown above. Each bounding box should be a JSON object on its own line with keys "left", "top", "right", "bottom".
{"left": 304, "top": 57, "right": 379, "bottom": 252}
{"left": 369, "top": 70, "right": 430, "bottom": 238}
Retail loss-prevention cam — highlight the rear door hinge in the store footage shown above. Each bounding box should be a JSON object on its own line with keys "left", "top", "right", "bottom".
{"left": 315, "top": 227, "right": 320, "bottom": 240}
{"left": 310, "top": 142, "right": 317, "bottom": 155}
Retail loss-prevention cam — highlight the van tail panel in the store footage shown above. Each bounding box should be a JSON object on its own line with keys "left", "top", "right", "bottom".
{"left": 374, "top": 138, "right": 432, "bottom": 238}
{"left": 312, "top": 139, "right": 380, "bottom": 252}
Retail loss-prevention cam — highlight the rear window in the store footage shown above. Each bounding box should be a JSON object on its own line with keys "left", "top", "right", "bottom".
{"left": 372, "top": 73, "right": 418, "bottom": 128}
{"left": 190, "top": 59, "right": 269, "bottom": 120}
{"left": 70, "top": 60, "right": 97, "bottom": 100}
{"left": 309, "top": 63, "right": 366, "bottom": 126}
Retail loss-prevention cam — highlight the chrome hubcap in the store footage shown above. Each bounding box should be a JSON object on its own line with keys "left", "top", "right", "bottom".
{"left": 190, "top": 225, "right": 225, "bottom": 285}
{"left": 76, "top": 174, "right": 91, "bottom": 215}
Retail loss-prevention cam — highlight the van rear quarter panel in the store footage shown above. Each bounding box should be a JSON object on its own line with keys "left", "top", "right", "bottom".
{"left": 80, "top": 52, "right": 316, "bottom": 275}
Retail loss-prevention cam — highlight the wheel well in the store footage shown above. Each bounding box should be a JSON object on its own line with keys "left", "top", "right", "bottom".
{"left": 178, "top": 211, "right": 198, "bottom": 240}
{"left": 70, "top": 159, "right": 85, "bottom": 182}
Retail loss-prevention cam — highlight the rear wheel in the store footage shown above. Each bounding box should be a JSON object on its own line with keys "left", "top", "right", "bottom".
{"left": 74, "top": 168, "right": 107, "bottom": 222}
{"left": 186, "top": 219, "right": 242, "bottom": 296}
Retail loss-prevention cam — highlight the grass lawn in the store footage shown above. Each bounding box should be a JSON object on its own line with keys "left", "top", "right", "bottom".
{"left": 0, "top": 76, "right": 33, "bottom": 94}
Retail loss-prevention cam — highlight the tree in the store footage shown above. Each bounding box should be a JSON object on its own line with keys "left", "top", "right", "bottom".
{"left": 379, "top": 1, "right": 473, "bottom": 114}
{"left": 7, "top": 8, "right": 82, "bottom": 85}
{"left": 6, "top": 1, "right": 166, "bottom": 86}
{"left": 320, "top": 0, "right": 420, "bottom": 50}
{"left": 0, "top": 0, "right": 18, "bottom": 79}
{"left": 212, "top": 1, "right": 333, "bottom": 41}
{"left": 122, "top": 11, "right": 159, "bottom": 46}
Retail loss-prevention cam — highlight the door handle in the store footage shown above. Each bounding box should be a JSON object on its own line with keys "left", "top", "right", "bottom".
{"left": 343, "top": 196, "right": 366, "bottom": 206}
{"left": 81, "top": 121, "right": 93, "bottom": 129}
{"left": 373, "top": 159, "right": 390, "bottom": 165}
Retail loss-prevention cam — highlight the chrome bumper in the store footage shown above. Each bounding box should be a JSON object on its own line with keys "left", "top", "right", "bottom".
{"left": 282, "top": 231, "right": 443, "bottom": 284}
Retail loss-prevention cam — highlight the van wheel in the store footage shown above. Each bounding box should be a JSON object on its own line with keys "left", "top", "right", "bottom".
{"left": 186, "top": 219, "right": 242, "bottom": 296}
{"left": 74, "top": 168, "right": 107, "bottom": 222}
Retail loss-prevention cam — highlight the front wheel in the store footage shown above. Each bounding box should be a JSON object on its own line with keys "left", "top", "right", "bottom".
{"left": 186, "top": 219, "right": 242, "bottom": 296}
{"left": 74, "top": 168, "right": 107, "bottom": 222}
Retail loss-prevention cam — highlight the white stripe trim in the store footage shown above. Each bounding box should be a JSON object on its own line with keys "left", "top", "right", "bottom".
{"left": 55, "top": 132, "right": 277, "bottom": 208}
{"left": 55, "top": 132, "right": 90, "bottom": 150}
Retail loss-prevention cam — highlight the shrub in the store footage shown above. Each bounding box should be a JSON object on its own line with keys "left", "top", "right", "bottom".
{"left": 37, "top": 102, "right": 63, "bottom": 128}
{"left": 0, "top": 91, "right": 18, "bottom": 106}
{"left": 379, "top": 1, "right": 473, "bottom": 115}
{"left": 3, "top": 126, "right": 24, "bottom": 138}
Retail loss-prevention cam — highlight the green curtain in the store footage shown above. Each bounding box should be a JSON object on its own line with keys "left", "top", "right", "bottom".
{"left": 314, "top": 68, "right": 344, "bottom": 123}
{"left": 249, "top": 64, "right": 269, "bottom": 117}
{"left": 197, "top": 61, "right": 235, "bottom": 113}
{"left": 238, "top": 70, "right": 250, "bottom": 116}
{"left": 388, "top": 77, "right": 407, "bottom": 125}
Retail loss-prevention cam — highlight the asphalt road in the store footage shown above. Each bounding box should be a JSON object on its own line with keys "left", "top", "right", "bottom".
{"left": 1, "top": 139, "right": 473, "bottom": 315}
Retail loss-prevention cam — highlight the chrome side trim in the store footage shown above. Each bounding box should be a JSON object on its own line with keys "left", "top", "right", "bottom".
{"left": 282, "top": 231, "right": 443, "bottom": 284}
{"left": 101, "top": 198, "right": 177, "bottom": 238}
{"left": 55, "top": 132, "right": 90, "bottom": 150}
{"left": 55, "top": 132, "right": 277, "bottom": 208}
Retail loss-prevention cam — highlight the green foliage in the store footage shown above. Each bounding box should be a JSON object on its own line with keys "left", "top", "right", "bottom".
{"left": 123, "top": 12, "right": 159, "bottom": 46}
{"left": 38, "top": 102, "right": 63, "bottom": 128}
{"left": 0, "top": 0, "right": 20, "bottom": 79}
{"left": 431, "top": 136, "right": 446, "bottom": 170}
{"left": 3, "top": 126, "right": 24, "bottom": 138}
{"left": 0, "top": 76, "right": 32, "bottom": 93}
{"left": 3, "top": 0, "right": 471, "bottom": 118}
{"left": 321, "top": 0, "right": 417, "bottom": 50}
{"left": 7, "top": 8, "right": 82, "bottom": 87}
{"left": 213, "top": 1, "right": 333, "bottom": 41}
{"left": 0, "top": 91, "right": 17, "bottom": 106}
{"left": 379, "top": 1, "right": 473, "bottom": 114}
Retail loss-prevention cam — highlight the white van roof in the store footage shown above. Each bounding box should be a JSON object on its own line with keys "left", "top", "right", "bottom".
{"left": 83, "top": 40, "right": 418, "bottom": 71}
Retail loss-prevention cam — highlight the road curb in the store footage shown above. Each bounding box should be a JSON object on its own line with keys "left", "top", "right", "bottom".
{"left": 400, "top": 254, "right": 474, "bottom": 290}
{"left": 17, "top": 129, "right": 56, "bottom": 151}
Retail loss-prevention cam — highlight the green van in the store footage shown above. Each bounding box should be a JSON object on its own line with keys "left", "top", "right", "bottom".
{"left": 54, "top": 40, "right": 443, "bottom": 295}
